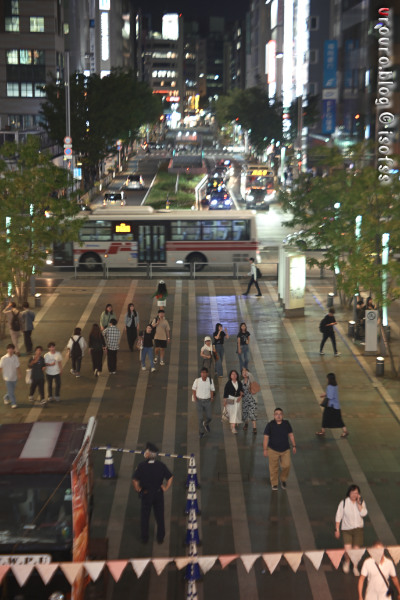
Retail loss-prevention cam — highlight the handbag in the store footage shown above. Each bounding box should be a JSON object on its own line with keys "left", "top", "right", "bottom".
{"left": 136, "top": 337, "right": 143, "bottom": 350}
{"left": 320, "top": 397, "right": 329, "bottom": 408}
{"left": 376, "top": 562, "right": 397, "bottom": 599}
{"left": 250, "top": 381, "right": 261, "bottom": 394}
{"left": 25, "top": 369, "right": 32, "bottom": 385}
{"left": 221, "top": 406, "right": 229, "bottom": 422}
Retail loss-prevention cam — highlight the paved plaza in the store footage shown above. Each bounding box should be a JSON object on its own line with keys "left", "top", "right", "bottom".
{"left": 1, "top": 273, "right": 399, "bottom": 600}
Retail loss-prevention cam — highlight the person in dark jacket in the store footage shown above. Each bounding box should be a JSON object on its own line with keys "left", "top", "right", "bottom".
{"left": 124, "top": 303, "right": 139, "bottom": 352}
{"left": 132, "top": 442, "right": 173, "bottom": 544}
{"left": 320, "top": 307, "right": 341, "bottom": 356}
{"left": 140, "top": 323, "right": 156, "bottom": 372}
{"left": 88, "top": 323, "right": 104, "bottom": 376}
{"left": 223, "top": 369, "right": 243, "bottom": 434}
{"left": 28, "top": 346, "right": 46, "bottom": 406}
{"left": 21, "top": 302, "right": 35, "bottom": 354}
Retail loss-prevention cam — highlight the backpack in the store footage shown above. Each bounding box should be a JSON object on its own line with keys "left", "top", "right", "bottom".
{"left": 256, "top": 267, "right": 262, "bottom": 279}
{"left": 11, "top": 311, "right": 21, "bottom": 332}
{"left": 70, "top": 336, "right": 82, "bottom": 359}
{"left": 319, "top": 317, "right": 328, "bottom": 333}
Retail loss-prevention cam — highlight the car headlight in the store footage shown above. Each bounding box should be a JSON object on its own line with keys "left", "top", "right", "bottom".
{"left": 224, "top": 199, "right": 232, "bottom": 206}
{"left": 210, "top": 199, "right": 218, "bottom": 205}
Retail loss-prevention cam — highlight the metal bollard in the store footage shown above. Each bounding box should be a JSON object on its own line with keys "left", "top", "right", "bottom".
{"left": 348, "top": 320, "right": 355, "bottom": 337}
{"left": 34, "top": 293, "right": 41, "bottom": 308}
{"left": 327, "top": 292, "right": 335, "bottom": 307}
{"left": 376, "top": 356, "right": 384, "bottom": 377}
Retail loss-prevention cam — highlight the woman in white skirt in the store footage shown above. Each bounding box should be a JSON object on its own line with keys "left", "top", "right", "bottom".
{"left": 223, "top": 369, "right": 243, "bottom": 434}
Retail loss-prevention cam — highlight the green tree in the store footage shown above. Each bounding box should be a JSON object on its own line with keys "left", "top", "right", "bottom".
{"left": 215, "top": 87, "right": 282, "bottom": 155}
{"left": 279, "top": 154, "right": 400, "bottom": 307}
{"left": 0, "top": 136, "right": 83, "bottom": 304}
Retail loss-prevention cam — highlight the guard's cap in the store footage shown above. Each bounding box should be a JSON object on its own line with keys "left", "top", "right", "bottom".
{"left": 146, "top": 442, "right": 159, "bottom": 453}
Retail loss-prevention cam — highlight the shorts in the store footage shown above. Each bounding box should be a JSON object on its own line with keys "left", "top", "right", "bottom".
{"left": 342, "top": 527, "right": 364, "bottom": 547}
{"left": 154, "top": 339, "right": 167, "bottom": 348}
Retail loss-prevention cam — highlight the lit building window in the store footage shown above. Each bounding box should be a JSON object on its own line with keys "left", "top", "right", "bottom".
{"left": 20, "top": 50, "right": 32, "bottom": 64}
{"left": 20, "top": 83, "right": 33, "bottom": 97}
{"left": 5, "top": 17, "right": 20, "bottom": 32}
{"left": 6, "top": 50, "right": 19, "bottom": 64}
{"left": 35, "top": 83, "right": 46, "bottom": 97}
{"left": 30, "top": 17, "right": 45, "bottom": 32}
{"left": 7, "top": 83, "right": 19, "bottom": 97}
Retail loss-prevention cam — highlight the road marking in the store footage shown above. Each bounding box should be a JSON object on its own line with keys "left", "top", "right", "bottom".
{"left": 83, "top": 280, "right": 137, "bottom": 423}
{"left": 209, "top": 281, "right": 259, "bottom": 600}
{"left": 268, "top": 282, "right": 397, "bottom": 546}
{"left": 24, "top": 279, "right": 106, "bottom": 423}
{"left": 234, "top": 280, "right": 334, "bottom": 600}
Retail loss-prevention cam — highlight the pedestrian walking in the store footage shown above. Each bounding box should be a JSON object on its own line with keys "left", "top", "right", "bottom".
{"left": 319, "top": 307, "right": 341, "bottom": 356}
{"left": 28, "top": 346, "right": 46, "bottom": 406}
{"left": 316, "top": 372, "right": 349, "bottom": 437}
{"left": 88, "top": 323, "right": 104, "bottom": 376}
{"left": 152, "top": 309, "right": 170, "bottom": 366}
{"left": 66, "top": 327, "right": 87, "bottom": 378}
{"left": 241, "top": 367, "right": 258, "bottom": 434}
{"left": 243, "top": 257, "right": 262, "bottom": 296}
{"left": 0, "top": 343, "right": 21, "bottom": 409}
{"left": 358, "top": 541, "right": 400, "bottom": 600}
{"left": 213, "top": 323, "right": 229, "bottom": 378}
{"left": 141, "top": 323, "right": 156, "bottom": 372}
{"left": 3, "top": 301, "right": 22, "bottom": 355}
{"left": 200, "top": 336, "right": 215, "bottom": 378}
{"left": 223, "top": 369, "right": 243, "bottom": 434}
{"left": 100, "top": 303, "right": 116, "bottom": 331}
{"left": 153, "top": 280, "right": 168, "bottom": 307}
{"left": 132, "top": 442, "right": 173, "bottom": 544}
{"left": 44, "top": 342, "right": 62, "bottom": 402}
{"left": 263, "top": 408, "right": 297, "bottom": 490}
{"left": 192, "top": 367, "right": 215, "bottom": 438}
{"left": 237, "top": 322, "right": 250, "bottom": 370}
{"left": 20, "top": 301, "right": 35, "bottom": 354}
{"left": 124, "top": 303, "right": 139, "bottom": 352}
{"left": 102, "top": 318, "right": 121, "bottom": 374}
{"left": 335, "top": 484, "right": 368, "bottom": 575}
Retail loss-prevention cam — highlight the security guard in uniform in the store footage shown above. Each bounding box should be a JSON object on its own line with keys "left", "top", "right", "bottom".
{"left": 132, "top": 442, "right": 173, "bottom": 544}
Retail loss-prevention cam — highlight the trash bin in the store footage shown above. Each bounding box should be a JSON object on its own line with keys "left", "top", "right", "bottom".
{"left": 376, "top": 356, "right": 384, "bottom": 377}
{"left": 327, "top": 292, "right": 335, "bottom": 307}
{"left": 348, "top": 320, "right": 355, "bottom": 337}
{"left": 34, "top": 293, "right": 41, "bottom": 308}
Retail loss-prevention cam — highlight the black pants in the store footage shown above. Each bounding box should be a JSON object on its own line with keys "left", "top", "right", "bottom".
{"left": 245, "top": 276, "right": 261, "bottom": 295}
{"left": 29, "top": 379, "right": 45, "bottom": 400}
{"left": 141, "top": 489, "right": 165, "bottom": 543}
{"left": 107, "top": 349, "right": 117, "bottom": 372}
{"left": 320, "top": 331, "right": 337, "bottom": 353}
{"left": 91, "top": 349, "right": 103, "bottom": 372}
{"left": 46, "top": 374, "right": 61, "bottom": 399}
{"left": 24, "top": 330, "right": 33, "bottom": 353}
{"left": 71, "top": 356, "right": 82, "bottom": 373}
{"left": 126, "top": 326, "right": 137, "bottom": 351}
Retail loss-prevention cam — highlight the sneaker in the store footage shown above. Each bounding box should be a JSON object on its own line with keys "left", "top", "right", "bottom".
{"left": 11, "top": 404, "right": 17, "bottom": 409}
{"left": 28, "top": 396, "right": 34, "bottom": 403}
{"left": 335, "top": 352, "right": 341, "bottom": 356}
{"left": 75, "top": 373, "right": 81, "bottom": 378}
{"left": 319, "top": 351, "right": 325, "bottom": 355}
{"left": 141, "top": 366, "right": 146, "bottom": 371}
{"left": 281, "top": 481, "right": 287, "bottom": 490}
{"left": 255, "top": 294, "right": 262, "bottom": 297}
{"left": 342, "top": 561, "right": 350, "bottom": 574}
{"left": 160, "top": 361, "right": 165, "bottom": 366}
{"left": 3, "top": 395, "right": 10, "bottom": 405}
{"left": 111, "top": 371, "right": 116, "bottom": 375}
{"left": 154, "top": 357, "right": 158, "bottom": 364}
{"left": 94, "top": 369, "right": 98, "bottom": 376}
{"left": 37, "top": 399, "right": 47, "bottom": 406}
{"left": 151, "top": 368, "right": 156, "bottom": 372}
{"left": 54, "top": 397, "right": 61, "bottom": 403}
{"left": 48, "top": 397, "right": 54, "bottom": 403}
{"left": 271, "top": 485, "right": 278, "bottom": 491}
{"left": 70, "top": 369, "right": 75, "bottom": 375}
{"left": 203, "top": 420, "right": 210, "bottom": 433}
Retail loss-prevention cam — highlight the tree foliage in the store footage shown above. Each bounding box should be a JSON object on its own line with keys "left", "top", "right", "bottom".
{"left": 0, "top": 136, "right": 83, "bottom": 303}
{"left": 41, "top": 70, "right": 162, "bottom": 184}
{"left": 215, "top": 87, "right": 282, "bottom": 154}
{"left": 279, "top": 148, "right": 400, "bottom": 306}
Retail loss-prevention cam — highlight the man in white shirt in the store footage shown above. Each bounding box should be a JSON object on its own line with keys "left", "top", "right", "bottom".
{"left": 44, "top": 342, "right": 63, "bottom": 402}
{"left": 0, "top": 344, "right": 21, "bottom": 408}
{"left": 243, "top": 257, "right": 262, "bottom": 297}
{"left": 192, "top": 367, "right": 215, "bottom": 438}
{"left": 358, "top": 541, "right": 400, "bottom": 600}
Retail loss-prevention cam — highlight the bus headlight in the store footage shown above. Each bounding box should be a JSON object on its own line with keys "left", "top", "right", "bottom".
{"left": 247, "top": 195, "right": 254, "bottom": 201}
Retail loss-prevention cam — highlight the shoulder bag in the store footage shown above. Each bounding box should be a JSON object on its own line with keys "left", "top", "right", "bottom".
{"left": 320, "top": 397, "right": 329, "bottom": 408}
{"left": 250, "top": 380, "right": 261, "bottom": 395}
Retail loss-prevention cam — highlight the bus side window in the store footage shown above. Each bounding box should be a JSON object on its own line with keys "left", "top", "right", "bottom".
{"left": 232, "top": 220, "right": 246, "bottom": 241}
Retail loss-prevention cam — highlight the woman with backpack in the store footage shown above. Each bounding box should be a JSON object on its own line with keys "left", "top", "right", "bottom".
{"left": 67, "top": 327, "right": 87, "bottom": 378}
{"left": 124, "top": 303, "right": 139, "bottom": 352}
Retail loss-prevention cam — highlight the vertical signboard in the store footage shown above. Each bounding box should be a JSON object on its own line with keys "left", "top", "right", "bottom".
{"left": 322, "top": 40, "right": 338, "bottom": 135}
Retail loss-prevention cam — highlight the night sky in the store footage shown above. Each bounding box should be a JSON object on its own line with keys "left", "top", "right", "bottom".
{"left": 138, "top": 0, "right": 249, "bottom": 25}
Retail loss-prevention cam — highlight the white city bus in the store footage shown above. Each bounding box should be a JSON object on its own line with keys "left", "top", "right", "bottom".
{"left": 240, "top": 164, "right": 275, "bottom": 209}
{"left": 53, "top": 206, "right": 259, "bottom": 269}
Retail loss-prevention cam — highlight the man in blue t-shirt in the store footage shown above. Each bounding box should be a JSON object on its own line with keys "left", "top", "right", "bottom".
{"left": 263, "top": 408, "right": 297, "bottom": 491}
